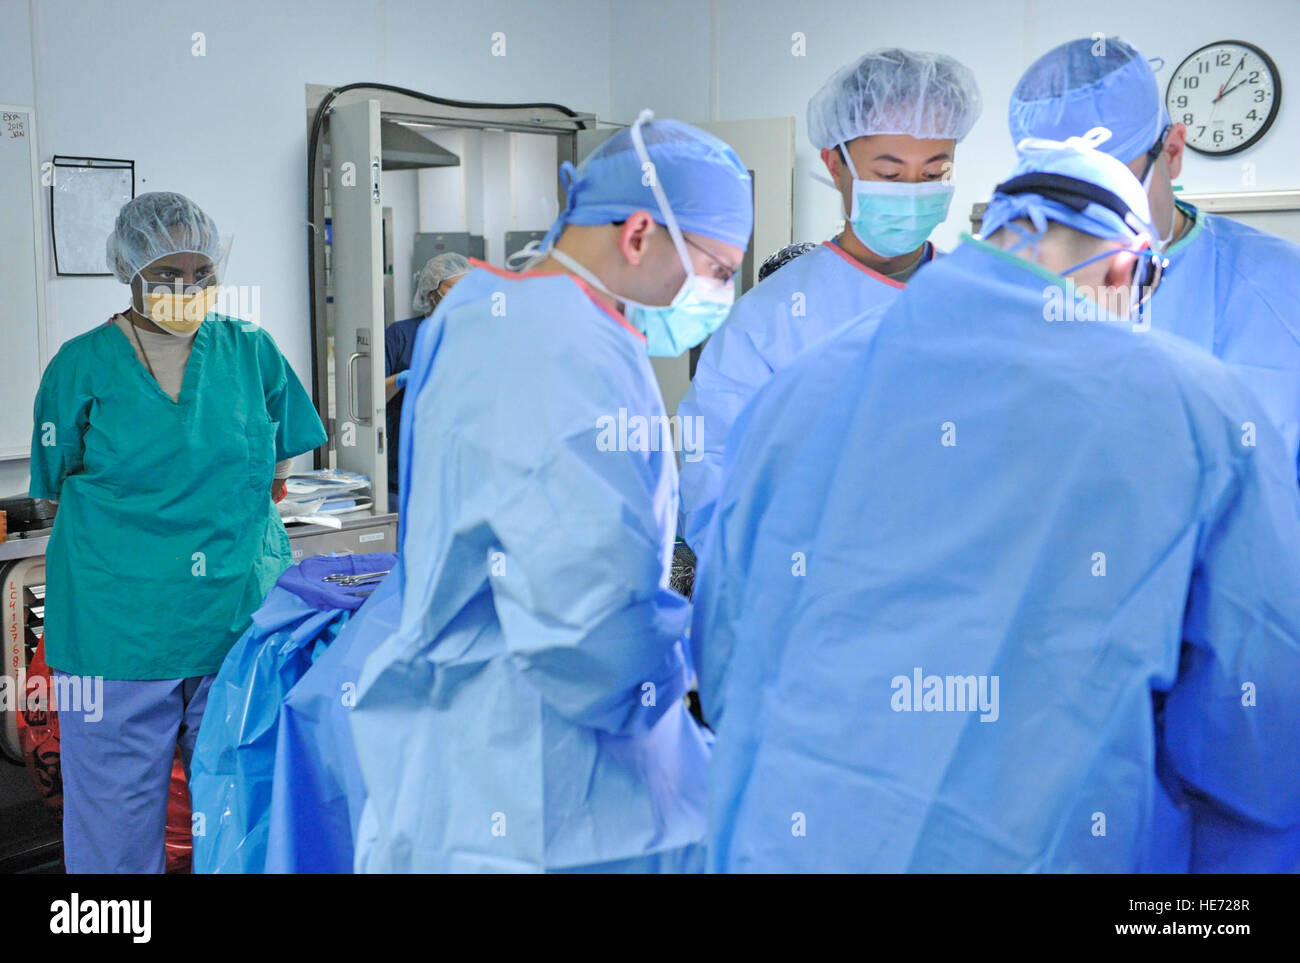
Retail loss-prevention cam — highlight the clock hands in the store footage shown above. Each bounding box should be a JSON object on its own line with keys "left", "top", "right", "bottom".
{"left": 1215, "top": 78, "right": 1252, "bottom": 102}
{"left": 1213, "top": 54, "right": 1248, "bottom": 103}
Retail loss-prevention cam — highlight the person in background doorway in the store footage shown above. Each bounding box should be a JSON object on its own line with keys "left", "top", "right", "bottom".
{"left": 29, "top": 191, "right": 326, "bottom": 873}
{"left": 383, "top": 252, "right": 469, "bottom": 512}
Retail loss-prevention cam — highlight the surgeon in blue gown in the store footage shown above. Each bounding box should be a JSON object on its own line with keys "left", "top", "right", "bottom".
{"left": 691, "top": 131, "right": 1300, "bottom": 873}
{"left": 677, "top": 48, "right": 982, "bottom": 548}
{"left": 349, "top": 111, "right": 752, "bottom": 873}
{"left": 1010, "top": 35, "right": 1300, "bottom": 485}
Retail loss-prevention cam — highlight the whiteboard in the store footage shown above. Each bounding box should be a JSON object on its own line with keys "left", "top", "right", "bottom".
{"left": 0, "top": 105, "right": 47, "bottom": 460}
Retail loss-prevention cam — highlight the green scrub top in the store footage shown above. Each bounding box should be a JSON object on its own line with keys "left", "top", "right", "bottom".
{"left": 29, "top": 314, "right": 328, "bottom": 680}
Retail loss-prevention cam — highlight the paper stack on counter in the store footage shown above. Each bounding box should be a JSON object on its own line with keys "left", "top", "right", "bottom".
{"left": 279, "top": 470, "right": 374, "bottom": 527}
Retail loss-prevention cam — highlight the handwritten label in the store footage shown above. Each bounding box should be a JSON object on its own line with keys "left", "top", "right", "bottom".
{"left": 3, "top": 112, "right": 26, "bottom": 139}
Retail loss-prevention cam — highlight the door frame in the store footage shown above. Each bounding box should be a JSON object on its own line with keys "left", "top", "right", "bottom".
{"left": 306, "top": 84, "right": 597, "bottom": 497}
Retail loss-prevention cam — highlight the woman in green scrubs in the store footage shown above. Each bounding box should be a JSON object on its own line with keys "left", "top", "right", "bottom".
{"left": 28, "top": 192, "right": 327, "bottom": 873}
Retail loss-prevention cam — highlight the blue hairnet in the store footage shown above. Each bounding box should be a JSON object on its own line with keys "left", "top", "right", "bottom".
{"left": 807, "top": 48, "right": 982, "bottom": 147}
{"left": 540, "top": 116, "right": 753, "bottom": 252}
{"left": 1009, "top": 36, "right": 1170, "bottom": 164}
{"left": 981, "top": 127, "right": 1155, "bottom": 243}
{"left": 106, "top": 191, "right": 224, "bottom": 283}
{"left": 412, "top": 252, "right": 470, "bottom": 313}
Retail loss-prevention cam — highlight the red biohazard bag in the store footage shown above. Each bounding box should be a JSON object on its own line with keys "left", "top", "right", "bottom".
{"left": 165, "top": 753, "right": 193, "bottom": 874}
{"left": 17, "top": 638, "right": 61, "bottom": 815}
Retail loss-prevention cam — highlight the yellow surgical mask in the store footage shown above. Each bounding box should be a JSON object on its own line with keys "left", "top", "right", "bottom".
{"left": 140, "top": 282, "right": 219, "bottom": 336}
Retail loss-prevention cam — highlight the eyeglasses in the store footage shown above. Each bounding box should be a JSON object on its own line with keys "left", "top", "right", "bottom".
{"left": 140, "top": 273, "right": 217, "bottom": 294}
{"left": 1139, "top": 125, "right": 1173, "bottom": 184}
{"left": 683, "top": 235, "right": 739, "bottom": 285}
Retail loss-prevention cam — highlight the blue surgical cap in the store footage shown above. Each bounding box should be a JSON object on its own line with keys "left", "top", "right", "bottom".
{"left": 1009, "top": 36, "right": 1170, "bottom": 164}
{"left": 808, "top": 48, "right": 982, "bottom": 147}
{"left": 540, "top": 116, "right": 753, "bottom": 252}
{"left": 107, "top": 191, "right": 224, "bottom": 283}
{"left": 981, "top": 127, "right": 1155, "bottom": 243}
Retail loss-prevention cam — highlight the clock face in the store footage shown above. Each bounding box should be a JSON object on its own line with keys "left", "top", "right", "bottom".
{"left": 1165, "top": 40, "right": 1281, "bottom": 155}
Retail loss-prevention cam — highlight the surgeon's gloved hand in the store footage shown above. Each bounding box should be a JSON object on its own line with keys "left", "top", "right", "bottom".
{"left": 395, "top": 369, "right": 410, "bottom": 389}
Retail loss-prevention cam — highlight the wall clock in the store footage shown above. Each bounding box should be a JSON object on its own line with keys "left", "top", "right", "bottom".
{"left": 1165, "top": 40, "right": 1281, "bottom": 155}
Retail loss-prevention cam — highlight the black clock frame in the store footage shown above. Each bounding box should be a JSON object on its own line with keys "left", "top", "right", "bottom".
{"left": 1166, "top": 39, "right": 1282, "bottom": 156}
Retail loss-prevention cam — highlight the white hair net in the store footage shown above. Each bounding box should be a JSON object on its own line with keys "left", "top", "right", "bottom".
{"left": 412, "top": 252, "right": 470, "bottom": 314}
{"left": 106, "top": 191, "right": 224, "bottom": 283}
{"left": 807, "top": 48, "right": 982, "bottom": 148}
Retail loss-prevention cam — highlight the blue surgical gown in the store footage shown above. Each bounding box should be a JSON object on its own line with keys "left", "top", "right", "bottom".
{"left": 692, "top": 237, "right": 1300, "bottom": 873}
{"left": 1155, "top": 203, "right": 1300, "bottom": 484}
{"left": 1158, "top": 206, "right": 1300, "bottom": 872}
{"left": 677, "top": 240, "right": 925, "bottom": 548}
{"left": 265, "top": 561, "right": 402, "bottom": 874}
{"left": 190, "top": 554, "right": 392, "bottom": 874}
{"left": 350, "top": 262, "right": 711, "bottom": 873}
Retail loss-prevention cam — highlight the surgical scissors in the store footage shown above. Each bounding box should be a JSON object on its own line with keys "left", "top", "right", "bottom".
{"left": 321, "top": 570, "right": 390, "bottom": 586}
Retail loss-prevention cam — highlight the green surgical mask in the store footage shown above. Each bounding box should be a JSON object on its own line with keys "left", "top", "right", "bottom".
{"left": 838, "top": 145, "right": 954, "bottom": 258}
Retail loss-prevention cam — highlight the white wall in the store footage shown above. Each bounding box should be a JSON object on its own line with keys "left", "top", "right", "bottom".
{"left": 610, "top": 0, "right": 1300, "bottom": 253}
{"left": 385, "top": 167, "right": 418, "bottom": 319}
{"left": 481, "top": 130, "right": 512, "bottom": 264}
{"left": 0, "top": 0, "right": 38, "bottom": 496}
{"left": 512, "top": 131, "right": 562, "bottom": 236}
{"left": 412, "top": 129, "right": 558, "bottom": 269}
{"left": 417, "top": 130, "right": 471, "bottom": 233}
{"left": 0, "top": 0, "right": 612, "bottom": 497}
{"left": 4, "top": 0, "right": 1299, "bottom": 499}
{"left": 0, "top": 0, "right": 34, "bottom": 104}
